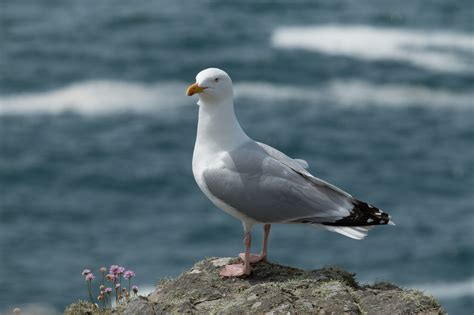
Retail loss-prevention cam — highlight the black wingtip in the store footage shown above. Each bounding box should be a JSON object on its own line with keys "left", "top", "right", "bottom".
{"left": 322, "top": 199, "right": 391, "bottom": 227}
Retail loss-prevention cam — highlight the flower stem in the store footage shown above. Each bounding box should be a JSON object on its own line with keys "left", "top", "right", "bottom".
{"left": 87, "top": 280, "right": 94, "bottom": 304}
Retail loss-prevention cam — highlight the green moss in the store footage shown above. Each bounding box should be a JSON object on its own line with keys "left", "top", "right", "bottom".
{"left": 158, "top": 277, "right": 173, "bottom": 286}
{"left": 400, "top": 290, "right": 445, "bottom": 313}
{"left": 311, "top": 280, "right": 337, "bottom": 296}
{"left": 367, "top": 281, "right": 401, "bottom": 290}
{"left": 64, "top": 301, "right": 112, "bottom": 315}
{"left": 318, "top": 266, "right": 359, "bottom": 288}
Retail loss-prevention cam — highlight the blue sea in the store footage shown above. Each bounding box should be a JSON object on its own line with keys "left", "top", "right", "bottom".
{"left": 1, "top": 0, "right": 473, "bottom": 314}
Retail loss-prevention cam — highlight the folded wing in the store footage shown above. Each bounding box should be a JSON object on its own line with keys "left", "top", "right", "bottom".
{"left": 203, "top": 141, "right": 392, "bottom": 237}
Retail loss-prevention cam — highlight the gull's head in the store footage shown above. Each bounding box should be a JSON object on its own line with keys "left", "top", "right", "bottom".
{"left": 186, "top": 68, "right": 233, "bottom": 105}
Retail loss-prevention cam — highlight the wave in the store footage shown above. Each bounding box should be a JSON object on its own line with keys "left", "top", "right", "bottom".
{"left": 236, "top": 81, "right": 473, "bottom": 108}
{"left": 272, "top": 25, "right": 474, "bottom": 73}
{"left": 0, "top": 79, "right": 472, "bottom": 115}
{"left": 408, "top": 277, "right": 474, "bottom": 300}
{"left": 0, "top": 80, "right": 188, "bottom": 115}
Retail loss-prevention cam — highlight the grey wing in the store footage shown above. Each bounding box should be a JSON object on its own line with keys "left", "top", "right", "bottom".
{"left": 202, "top": 141, "right": 354, "bottom": 223}
{"left": 256, "top": 141, "right": 310, "bottom": 174}
{"left": 256, "top": 141, "right": 352, "bottom": 197}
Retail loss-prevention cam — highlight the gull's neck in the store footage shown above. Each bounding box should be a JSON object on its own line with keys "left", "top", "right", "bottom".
{"left": 195, "top": 98, "right": 250, "bottom": 153}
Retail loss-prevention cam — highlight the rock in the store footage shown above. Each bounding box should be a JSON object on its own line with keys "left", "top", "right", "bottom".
{"left": 65, "top": 257, "right": 445, "bottom": 314}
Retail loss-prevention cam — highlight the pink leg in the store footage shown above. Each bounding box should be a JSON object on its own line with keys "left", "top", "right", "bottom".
{"left": 261, "top": 223, "right": 271, "bottom": 260}
{"left": 239, "top": 224, "right": 271, "bottom": 264}
{"left": 220, "top": 231, "right": 252, "bottom": 277}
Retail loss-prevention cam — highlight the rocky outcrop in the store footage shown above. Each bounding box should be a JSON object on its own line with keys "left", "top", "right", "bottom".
{"left": 65, "top": 257, "right": 444, "bottom": 314}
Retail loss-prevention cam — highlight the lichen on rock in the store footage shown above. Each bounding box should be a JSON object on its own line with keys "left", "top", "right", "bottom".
{"left": 65, "top": 257, "right": 444, "bottom": 314}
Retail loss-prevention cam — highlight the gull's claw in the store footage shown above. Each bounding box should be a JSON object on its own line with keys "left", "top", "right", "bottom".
{"left": 219, "top": 263, "right": 250, "bottom": 277}
{"left": 239, "top": 253, "right": 266, "bottom": 264}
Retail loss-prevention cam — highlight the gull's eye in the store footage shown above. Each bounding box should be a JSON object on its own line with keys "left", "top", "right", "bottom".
{"left": 214, "top": 78, "right": 219, "bottom": 82}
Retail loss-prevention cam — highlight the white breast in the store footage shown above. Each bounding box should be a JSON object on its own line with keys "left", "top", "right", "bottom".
{"left": 191, "top": 88, "right": 256, "bottom": 226}
{"left": 192, "top": 149, "right": 257, "bottom": 225}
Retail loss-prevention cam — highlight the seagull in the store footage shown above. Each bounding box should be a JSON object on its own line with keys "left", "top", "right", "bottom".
{"left": 187, "top": 68, "right": 394, "bottom": 277}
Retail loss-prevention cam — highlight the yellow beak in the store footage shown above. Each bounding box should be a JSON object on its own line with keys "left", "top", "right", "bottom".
{"left": 186, "top": 82, "right": 207, "bottom": 96}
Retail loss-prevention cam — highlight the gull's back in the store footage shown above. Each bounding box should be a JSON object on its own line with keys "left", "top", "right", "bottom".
{"left": 202, "top": 140, "right": 355, "bottom": 223}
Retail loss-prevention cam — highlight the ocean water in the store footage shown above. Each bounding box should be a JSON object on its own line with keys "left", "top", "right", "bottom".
{"left": 1, "top": 0, "right": 473, "bottom": 313}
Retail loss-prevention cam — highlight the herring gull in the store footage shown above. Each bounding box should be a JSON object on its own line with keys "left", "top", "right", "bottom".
{"left": 186, "top": 68, "right": 394, "bottom": 277}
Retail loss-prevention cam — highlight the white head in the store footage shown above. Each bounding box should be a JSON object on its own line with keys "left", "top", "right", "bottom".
{"left": 186, "top": 68, "right": 233, "bottom": 106}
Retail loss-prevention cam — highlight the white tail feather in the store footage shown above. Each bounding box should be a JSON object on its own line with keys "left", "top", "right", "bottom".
{"left": 322, "top": 225, "right": 373, "bottom": 240}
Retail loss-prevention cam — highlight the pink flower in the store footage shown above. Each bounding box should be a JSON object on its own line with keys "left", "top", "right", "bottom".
{"left": 81, "top": 269, "right": 91, "bottom": 276}
{"left": 99, "top": 267, "right": 107, "bottom": 273}
{"left": 123, "top": 270, "right": 135, "bottom": 279}
{"left": 110, "top": 265, "right": 125, "bottom": 275}
{"left": 105, "top": 287, "right": 112, "bottom": 293}
{"left": 132, "top": 286, "right": 138, "bottom": 294}
{"left": 85, "top": 273, "right": 95, "bottom": 281}
{"left": 109, "top": 265, "right": 119, "bottom": 274}
{"left": 115, "top": 283, "right": 121, "bottom": 289}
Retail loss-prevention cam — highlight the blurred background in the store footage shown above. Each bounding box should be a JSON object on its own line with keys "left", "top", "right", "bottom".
{"left": 1, "top": 0, "right": 473, "bottom": 313}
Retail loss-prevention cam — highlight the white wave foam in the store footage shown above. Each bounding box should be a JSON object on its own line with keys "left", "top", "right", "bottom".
{"left": 235, "top": 81, "right": 474, "bottom": 108}
{"left": 409, "top": 277, "right": 474, "bottom": 299}
{"left": 0, "top": 79, "right": 472, "bottom": 115}
{"left": 138, "top": 284, "right": 157, "bottom": 297}
{"left": 0, "top": 80, "right": 188, "bottom": 115}
{"left": 272, "top": 25, "right": 474, "bottom": 73}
